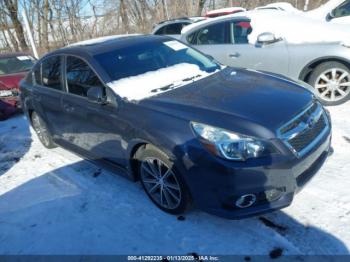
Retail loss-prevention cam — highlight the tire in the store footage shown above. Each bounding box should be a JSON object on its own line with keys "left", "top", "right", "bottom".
{"left": 136, "top": 145, "right": 191, "bottom": 215}
{"left": 31, "top": 112, "right": 56, "bottom": 149}
{"left": 308, "top": 62, "right": 350, "bottom": 106}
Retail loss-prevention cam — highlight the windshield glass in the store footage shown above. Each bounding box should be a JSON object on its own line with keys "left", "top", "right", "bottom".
{"left": 0, "top": 56, "right": 35, "bottom": 75}
{"left": 95, "top": 39, "right": 222, "bottom": 101}
{"left": 95, "top": 39, "right": 220, "bottom": 82}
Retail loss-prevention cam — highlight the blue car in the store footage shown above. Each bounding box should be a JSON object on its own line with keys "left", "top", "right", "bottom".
{"left": 20, "top": 35, "right": 332, "bottom": 219}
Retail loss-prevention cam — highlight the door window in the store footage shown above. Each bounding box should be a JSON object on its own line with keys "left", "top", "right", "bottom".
{"left": 66, "top": 56, "right": 103, "bottom": 97}
{"left": 333, "top": 0, "right": 350, "bottom": 18}
{"left": 33, "top": 64, "right": 41, "bottom": 85}
{"left": 191, "top": 22, "right": 229, "bottom": 45}
{"left": 41, "top": 56, "right": 62, "bottom": 90}
{"left": 230, "top": 21, "right": 252, "bottom": 44}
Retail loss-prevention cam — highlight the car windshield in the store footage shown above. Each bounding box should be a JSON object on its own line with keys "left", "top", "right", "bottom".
{"left": 0, "top": 56, "right": 35, "bottom": 75}
{"left": 94, "top": 39, "right": 221, "bottom": 83}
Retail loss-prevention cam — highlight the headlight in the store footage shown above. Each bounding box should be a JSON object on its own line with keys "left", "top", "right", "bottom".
{"left": 191, "top": 122, "right": 276, "bottom": 161}
{"left": 0, "top": 89, "right": 15, "bottom": 98}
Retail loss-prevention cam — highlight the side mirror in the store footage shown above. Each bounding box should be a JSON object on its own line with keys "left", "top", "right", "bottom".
{"left": 327, "top": 9, "right": 336, "bottom": 20}
{"left": 87, "top": 86, "right": 107, "bottom": 104}
{"left": 257, "top": 32, "right": 278, "bottom": 45}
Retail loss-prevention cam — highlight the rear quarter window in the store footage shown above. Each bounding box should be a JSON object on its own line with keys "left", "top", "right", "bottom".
{"left": 33, "top": 64, "right": 41, "bottom": 85}
{"left": 41, "top": 56, "right": 63, "bottom": 91}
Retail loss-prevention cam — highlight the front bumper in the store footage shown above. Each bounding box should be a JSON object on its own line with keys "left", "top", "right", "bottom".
{"left": 0, "top": 96, "right": 21, "bottom": 120}
{"left": 178, "top": 131, "right": 332, "bottom": 220}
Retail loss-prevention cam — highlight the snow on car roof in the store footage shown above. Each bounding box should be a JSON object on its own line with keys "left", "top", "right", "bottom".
{"left": 182, "top": 9, "right": 350, "bottom": 46}
{"left": 240, "top": 10, "right": 350, "bottom": 45}
{"left": 307, "top": 0, "right": 346, "bottom": 18}
{"left": 255, "top": 2, "right": 299, "bottom": 12}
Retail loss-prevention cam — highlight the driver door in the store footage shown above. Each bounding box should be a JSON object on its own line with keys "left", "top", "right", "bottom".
{"left": 188, "top": 19, "right": 290, "bottom": 76}
{"left": 59, "top": 55, "right": 126, "bottom": 166}
{"left": 223, "top": 20, "right": 290, "bottom": 76}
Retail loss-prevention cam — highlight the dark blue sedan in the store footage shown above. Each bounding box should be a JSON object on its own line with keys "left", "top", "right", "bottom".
{"left": 20, "top": 35, "right": 332, "bottom": 219}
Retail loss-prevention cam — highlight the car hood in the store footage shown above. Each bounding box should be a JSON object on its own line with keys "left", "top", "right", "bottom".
{"left": 139, "top": 67, "right": 314, "bottom": 137}
{"left": 0, "top": 72, "right": 27, "bottom": 90}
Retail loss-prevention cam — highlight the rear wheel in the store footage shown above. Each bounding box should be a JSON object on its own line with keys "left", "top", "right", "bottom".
{"left": 31, "top": 112, "right": 56, "bottom": 149}
{"left": 308, "top": 62, "right": 350, "bottom": 106}
{"left": 136, "top": 145, "right": 191, "bottom": 215}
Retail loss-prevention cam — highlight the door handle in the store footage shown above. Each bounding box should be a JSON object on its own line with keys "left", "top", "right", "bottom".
{"left": 63, "top": 103, "right": 74, "bottom": 113}
{"left": 229, "top": 52, "right": 241, "bottom": 58}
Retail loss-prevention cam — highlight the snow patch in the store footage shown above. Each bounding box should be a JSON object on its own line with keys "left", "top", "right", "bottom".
{"left": 107, "top": 63, "right": 215, "bottom": 101}
{"left": 306, "top": 0, "right": 346, "bottom": 19}
{"left": 243, "top": 10, "right": 350, "bottom": 45}
{"left": 256, "top": 2, "right": 300, "bottom": 12}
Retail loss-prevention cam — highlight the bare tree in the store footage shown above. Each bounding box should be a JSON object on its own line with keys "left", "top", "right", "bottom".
{"left": 197, "top": 0, "right": 207, "bottom": 16}
{"left": 120, "top": 0, "right": 130, "bottom": 33}
{"left": 41, "top": 0, "right": 49, "bottom": 51}
{"left": 3, "top": 0, "right": 28, "bottom": 49}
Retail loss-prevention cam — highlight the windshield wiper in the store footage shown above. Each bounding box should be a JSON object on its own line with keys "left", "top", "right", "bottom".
{"left": 182, "top": 74, "right": 202, "bottom": 82}
{"left": 150, "top": 74, "right": 203, "bottom": 94}
{"left": 151, "top": 84, "right": 175, "bottom": 93}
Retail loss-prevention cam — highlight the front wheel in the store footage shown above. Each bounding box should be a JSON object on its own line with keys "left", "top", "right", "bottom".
{"left": 136, "top": 145, "right": 191, "bottom": 215}
{"left": 308, "top": 62, "right": 350, "bottom": 106}
{"left": 31, "top": 112, "right": 56, "bottom": 149}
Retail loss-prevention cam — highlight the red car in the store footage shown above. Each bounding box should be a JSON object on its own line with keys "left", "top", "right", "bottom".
{"left": 0, "top": 52, "right": 35, "bottom": 120}
{"left": 205, "top": 7, "right": 246, "bottom": 18}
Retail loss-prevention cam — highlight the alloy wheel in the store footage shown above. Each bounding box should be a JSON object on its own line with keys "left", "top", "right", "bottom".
{"left": 140, "top": 157, "right": 182, "bottom": 210}
{"left": 315, "top": 68, "right": 350, "bottom": 102}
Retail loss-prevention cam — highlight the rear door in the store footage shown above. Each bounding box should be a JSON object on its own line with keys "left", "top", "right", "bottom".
{"left": 32, "top": 55, "right": 65, "bottom": 137}
{"left": 59, "top": 55, "right": 126, "bottom": 165}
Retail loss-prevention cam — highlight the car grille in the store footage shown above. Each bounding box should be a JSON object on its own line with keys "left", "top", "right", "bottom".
{"left": 277, "top": 102, "right": 329, "bottom": 158}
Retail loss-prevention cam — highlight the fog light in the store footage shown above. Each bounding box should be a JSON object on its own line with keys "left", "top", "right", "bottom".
{"left": 265, "top": 189, "right": 282, "bottom": 202}
{"left": 235, "top": 194, "right": 256, "bottom": 208}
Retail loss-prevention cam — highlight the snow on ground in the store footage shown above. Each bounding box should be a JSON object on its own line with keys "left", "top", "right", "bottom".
{"left": 0, "top": 102, "right": 350, "bottom": 255}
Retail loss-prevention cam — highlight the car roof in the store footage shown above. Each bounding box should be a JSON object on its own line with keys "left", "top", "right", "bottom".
{"left": 47, "top": 34, "right": 171, "bottom": 58}
{"left": 181, "top": 14, "right": 250, "bottom": 34}
{"left": 0, "top": 52, "right": 31, "bottom": 59}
